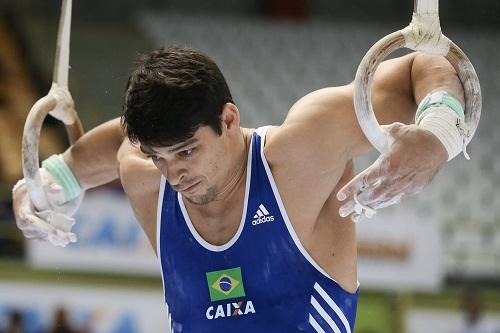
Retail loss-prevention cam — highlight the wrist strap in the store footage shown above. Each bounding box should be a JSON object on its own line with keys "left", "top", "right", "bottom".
{"left": 416, "top": 91, "right": 465, "bottom": 123}
{"left": 416, "top": 91, "right": 470, "bottom": 161}
{"left": 42, "top": 154, "right": 81, "bottom": 202}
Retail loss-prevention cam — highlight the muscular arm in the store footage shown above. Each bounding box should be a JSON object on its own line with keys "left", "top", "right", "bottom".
{"left": 61, "top": 118, "right": 160, "bottom": 245}
{"left": 349, "top": 52, "right": 464, "bottom": 158}
{"left": 13, "top": 118, "right": 128, "bottom": 246}
{"left": 266, "top": 52, "right": 464, "bottom": 218}
{"left": 277, "top": 52, "right": 463, "bottom": 160}
{"left": 62, "top": 117, "right": 125, "bottom": 189}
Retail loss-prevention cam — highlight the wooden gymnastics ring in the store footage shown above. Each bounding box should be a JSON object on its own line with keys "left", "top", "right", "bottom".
{"left": 22, "top": 0, "right": 84, "bottom": 210}
{"left": 353, "top": 0, "right": 481, "bottom": 154}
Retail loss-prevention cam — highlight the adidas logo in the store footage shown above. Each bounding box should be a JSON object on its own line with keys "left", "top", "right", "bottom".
{"left": 252, "top": 204, "right": 275, "bottom": 226}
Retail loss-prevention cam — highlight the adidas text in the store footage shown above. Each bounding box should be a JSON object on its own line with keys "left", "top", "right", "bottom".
{"left": 252, "top": 216, "right": 274, "bottom": 225}
{"left": 252, "top": 204, "right": 274, "bottom": 225}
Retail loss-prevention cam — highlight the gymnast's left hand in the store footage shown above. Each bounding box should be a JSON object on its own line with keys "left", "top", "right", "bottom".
{"left": 12, "top": 169, "right": 80, "bottom": 247}
{"left": 336, "top": 122, "right": 448, "bottom": 222}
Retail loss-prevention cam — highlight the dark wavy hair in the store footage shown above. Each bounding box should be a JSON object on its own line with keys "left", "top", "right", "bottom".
{"left": 121, "top": 46, "right": 233, "bottom": 146}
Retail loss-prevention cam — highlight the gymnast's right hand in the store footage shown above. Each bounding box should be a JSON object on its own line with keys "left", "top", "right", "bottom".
{"left": 12, "top": 167, "right": 82, "bottom": 247}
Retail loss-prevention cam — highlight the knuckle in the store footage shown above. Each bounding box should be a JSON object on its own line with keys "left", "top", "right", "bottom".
{"left": 16, "top": 219, "right": 30, "bottom": 229}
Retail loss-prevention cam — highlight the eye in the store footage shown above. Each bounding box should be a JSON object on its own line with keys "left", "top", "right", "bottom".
{"left": 178, "top": 148, "right": 195, "bottom": 158}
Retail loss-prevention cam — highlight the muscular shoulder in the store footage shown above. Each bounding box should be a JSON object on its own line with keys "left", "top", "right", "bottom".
{"left": 267, "top": 85, "right": 355, "bottom": 169}
{"left": 117, "top": 139, "right": 161, "bottom": 247}
{"left": 263, "top": 87, "right": 354, "bottom": 220}
{"left": 263, "top": 54, "right": 418, "bottom": 215}
{"left": 117, "top": 140, "right": 161, "bottom": 195}
{"left": 266, "top": 53, "right": 418, "bottom": 170}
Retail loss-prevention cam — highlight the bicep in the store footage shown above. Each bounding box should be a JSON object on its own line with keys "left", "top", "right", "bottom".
{"left": 118, "top": 141, "right": 161, "bottom": 247}
{"left": 278, "top": 53, "right": 418, "bottom": 161}
{"left": 64, "top": 117, "right": 125, "bottom": 189}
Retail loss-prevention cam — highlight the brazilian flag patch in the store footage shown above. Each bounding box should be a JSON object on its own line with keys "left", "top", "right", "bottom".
{"left": 206, "top": 267, "right": 246, "bottom": 302}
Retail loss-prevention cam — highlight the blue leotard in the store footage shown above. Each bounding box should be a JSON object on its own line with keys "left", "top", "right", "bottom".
{"left": 157, "top": 127, "right": 358, "bottom": 332}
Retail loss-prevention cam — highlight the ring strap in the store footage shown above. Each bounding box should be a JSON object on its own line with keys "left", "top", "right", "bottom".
{"left": 414, "top": 0, "right": 439, "bottom": 15}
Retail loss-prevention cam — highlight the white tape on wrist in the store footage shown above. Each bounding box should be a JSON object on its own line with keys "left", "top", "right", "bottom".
{"left": 416, "top": 91, "right": 470, "bottom": 161}
{"left": 417, "top": 108, "right": 467, "bottom": 161}
{"left": 42, "top": 154, "right": 82, "bottom": 202}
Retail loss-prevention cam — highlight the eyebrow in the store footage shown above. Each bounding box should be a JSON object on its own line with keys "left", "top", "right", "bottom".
{"left": 167, "top": 138, "right": 198, "bottom": 153}
{"left": 139, "top": 138, "right": 198, "bottom": 155}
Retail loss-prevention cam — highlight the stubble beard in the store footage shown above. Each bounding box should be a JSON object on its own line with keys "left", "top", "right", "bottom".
{"left": 184, "top": 185, "right": 218, "bottom": 205}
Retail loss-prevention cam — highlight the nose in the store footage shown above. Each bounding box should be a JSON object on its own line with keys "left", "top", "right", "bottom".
{"left": 160, "top": 161, "right": 187, "bottom": 187}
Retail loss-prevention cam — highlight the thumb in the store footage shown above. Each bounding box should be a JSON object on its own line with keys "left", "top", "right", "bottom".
{"left": 381, "top": 122, "right": 405, "bottom": 135}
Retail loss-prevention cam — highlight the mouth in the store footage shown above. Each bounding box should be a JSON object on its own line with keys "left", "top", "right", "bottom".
{"left": 178, "top": 181, "right": 201, "bottom": 193}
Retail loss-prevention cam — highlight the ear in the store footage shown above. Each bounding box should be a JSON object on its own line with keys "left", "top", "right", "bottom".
{"left": 220, "top": 103, "right": 240, "bottom": 132}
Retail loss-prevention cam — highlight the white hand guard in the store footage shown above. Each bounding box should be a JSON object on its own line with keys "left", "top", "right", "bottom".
{"left": 13, "top": 168, "right": 83, "bottom": 247}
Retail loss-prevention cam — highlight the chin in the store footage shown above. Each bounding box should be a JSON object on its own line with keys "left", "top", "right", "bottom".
{"left": 185, "top": 195, "right": 212, "bottom": 205}
{"left": 185, "top": 187, "right": 217, "bottom": 205}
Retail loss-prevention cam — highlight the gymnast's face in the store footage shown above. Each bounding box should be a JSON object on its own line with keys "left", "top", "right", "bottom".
{"left": 140, "top": 125, "right": 234, "bottom": 205}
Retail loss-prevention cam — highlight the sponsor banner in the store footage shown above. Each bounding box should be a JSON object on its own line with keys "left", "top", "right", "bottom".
{"left": 27, "top": 189, "right": 160, "bottom": 275}
{"left": 0, "top": 281, "right": 168, "bottom": 333}
{"left": 356, "top": 209, "right": 443, "bottom": 292}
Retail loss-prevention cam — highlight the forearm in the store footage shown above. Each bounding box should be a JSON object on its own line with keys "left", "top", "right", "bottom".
{"left": 411, "top": 53, "right": 464, "bottom": 107}
{"left": 337, "top": 55, "right": 469, "bottom": 221}
{"left": 351, "top": 53, "right": 465, "bottom": 156}
{"left": 62, "top": 117, "right": 125, "bottom": 189}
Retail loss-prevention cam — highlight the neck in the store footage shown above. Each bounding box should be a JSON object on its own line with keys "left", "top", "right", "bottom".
{"left": 215, "top": 128, "right": 249, "bottom": 201}
{"left": 186, "top": 128, "right": 250, "bottom": 217}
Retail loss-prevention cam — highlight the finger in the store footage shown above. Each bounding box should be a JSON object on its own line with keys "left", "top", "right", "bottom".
{"left": 339, "top": 174, "right": 402, "bottom": 218}
{"left": 351, "top": 213, "right": 362, "bottom": 223}
{"left": 381, "top": 122, "right": 405, "bottom": 136}
{"left": 355, "top": 181, "right": 389, "bottom": 205}
{"left": 23, "top": 213, "right": 70, "bottom": 244}
{"left": 337, "top": 164, "right": 385, "bottom": 201}
{"left": 19, "top": 200, "right": 77, "bottom": 243}
{"left": 24, "top": 213, "right": 55, "bottom": 236}
{"left": 42, "top": 220, "right": 76, "bottom": 246}
{"left": 17, "top": 212, "right": 45, "bottom": 235}
{"left": 16, "top": 195, "right": 34, "bottom": 228}
{"left": 353, "top": 193, "right": 377, "bottom": 219}
{"left": 337, "top": 173, "right": 367, "bottom": 201}
{"left": 48, "top": 232, "right": 66, "bottom": 247}
{"left": 67, "top": 232, "right": 77, "bottom": 243}
{"left": 364, "top": 206, "right": 377, "bottom": 219}
{"left": 21, "top": 224, "right": 48, "bottom": 239}
{"left": 22, "top": 229, "right": 45, "bottom": 240}
{"left": 48, "top": 229, "right": 71, "bottom": 247}
{"left": 338, "top": 176, "right": 384, "bottom": 218}
{"left": 340, "top": 197, "right": 378, "bottom": 222}
{"left": 370, "top": 193, "right": 404, "bottom": 210}
{"left": 357, "top": 179, "right": 409, "bottom": 210}
{"left": 339, "top": 200, "right": 355, "bottom": 218}
{"left": 57, "top": 230, "right": 76, "bottom": 245}
{"left": 27, "top": 214, "right": 75, "bottom": 247}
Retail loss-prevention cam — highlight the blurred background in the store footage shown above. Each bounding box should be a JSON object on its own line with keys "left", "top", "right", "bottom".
{"left": 0, "top": 0, "right": 499, "bottom": 332}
